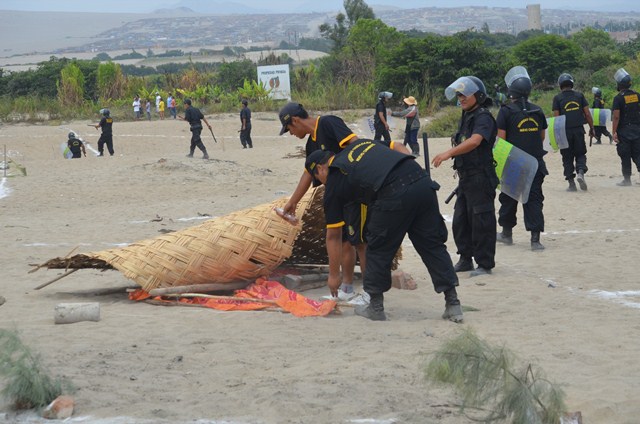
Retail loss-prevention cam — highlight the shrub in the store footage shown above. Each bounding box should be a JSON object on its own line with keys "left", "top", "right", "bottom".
{"left": 0, "top": 329, "right": 74, "bottom": 410}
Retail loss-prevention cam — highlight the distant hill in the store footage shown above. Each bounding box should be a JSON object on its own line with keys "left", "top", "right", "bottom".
{"left": 154, "top": 7, "right": 196, "bottom": 15}
{"left": 1, "top": 6, "right": 639, "bottom": 59}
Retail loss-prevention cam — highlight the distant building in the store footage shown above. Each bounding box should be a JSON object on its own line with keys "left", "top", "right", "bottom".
{"left": 527, "top": 4, "right": 542, "bottom": 31}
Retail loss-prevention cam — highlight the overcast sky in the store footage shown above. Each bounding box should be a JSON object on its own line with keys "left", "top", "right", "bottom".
{"left": 0, "top": 0, "right": 635, "bottom": 13}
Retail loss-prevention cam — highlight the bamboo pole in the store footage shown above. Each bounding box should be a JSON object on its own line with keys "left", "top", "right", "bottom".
{"left": 34, "top": 269, "right": 79, "bottom": 290}
{"left": 162, "top": 293, "right": 280, "bottom": 305}
{"left": 148, "top": 281, "right": 249, "bottom": 297}
{"left": 144, "top": 299, "right": 286, "bottom": 313}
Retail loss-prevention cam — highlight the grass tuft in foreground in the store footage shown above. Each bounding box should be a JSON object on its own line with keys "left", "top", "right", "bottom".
{"left": 0, "top": 328, "right": 74, "bottom": 410}
{"left": 424, "top": 328, "right": 566, "bottom": 424}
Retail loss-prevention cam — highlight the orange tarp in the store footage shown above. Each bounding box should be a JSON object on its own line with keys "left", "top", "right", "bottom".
{"left": 129, "top": 278, "right": 337, "bottom": 317}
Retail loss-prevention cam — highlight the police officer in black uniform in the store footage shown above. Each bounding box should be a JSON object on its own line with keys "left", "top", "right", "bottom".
{"left": 432, "top": 76, "right": 498, "bottom": 277}
{"left": 592, "top": 87, "right": 613, "bottom": 144}
{"left": 180, "top": 98, "right": 211, "bottom": 160}
{"left": 305, "top": 140, "right": 462, "bottom": 323}
{"left": 611, "top": 68, "right": 640, "bottom": 186}
{"left": 94, "top": 109, "right": 114, "bottom": 157}
{"left": 278, "top": 102, "right": 410, "bottom": 300}
{"left": 278, "top": 102, "right": 363, "bottom": 300}
{"left": 240, "top": 99, "right": 253, "bottom": 149}
{"left": 374, "top": 91, "right": 392, "bottom": 142}
{"left": 67, "top": 132, "right": 86, "bottom": 159}
{"left": 495, "top": 66, "right": 548, "bottom": 251}
{"left": 552, "top": 73, "right": 595, "bottom": 191}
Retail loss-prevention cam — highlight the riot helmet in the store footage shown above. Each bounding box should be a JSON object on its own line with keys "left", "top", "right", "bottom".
{"left": 592, "top": 87, "right": 602, "bottom": 97}
{"left": 378, "top": 91, "right": 393, "bottom": 100}
{"left": 614, "top": 68, "right": 631, "bottom": 90}
{"left": 68, "top": 132, "right": 76, "bottom": 139}
{"left": 505, "top": 66, "right": 532, "bottom": 99}
{"left": 557, "top": 73, "right": 574, "bottom": 89}
{"left": 100, "top": 108, "right": 110, "bottom": 117}
{"left": 445, "top": 76, "right": 491, "bottom": 108}
{"left": 445, "top": 76, "right": 484, "bottom": 100}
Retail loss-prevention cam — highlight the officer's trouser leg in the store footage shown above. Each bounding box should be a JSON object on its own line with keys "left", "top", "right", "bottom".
{"left": 406, "top": 180, "right": 458, "bottom": 293}
{"left": 560, "top": 147, "right": 575, "bottom": 180}
{"left": 522, "top": 171, "right": 545, "bottom": 232}
{"left": 497, "top": 192, "right": 518, "bottom": 230}
{"left": 617, "top": 140, "right": 632, "bottom": 177}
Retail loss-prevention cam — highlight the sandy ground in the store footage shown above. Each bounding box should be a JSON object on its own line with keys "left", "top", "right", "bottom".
{"left": 1, "top": 111, "right": 639, "bottom": 424}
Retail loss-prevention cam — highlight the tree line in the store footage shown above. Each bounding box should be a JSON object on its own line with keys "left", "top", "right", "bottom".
{"left": 1, "top": 0, "right": 640, "bottom": 121}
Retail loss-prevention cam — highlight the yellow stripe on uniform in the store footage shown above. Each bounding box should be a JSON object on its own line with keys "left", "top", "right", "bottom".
{"left": 359, "top": 203, "right": 367, "bottom": 244}
{"left": 327, "top": 221, "right": 345, "bottom": 229}
{"left": 338, "top": 134, "right": 358, "bottom": 148}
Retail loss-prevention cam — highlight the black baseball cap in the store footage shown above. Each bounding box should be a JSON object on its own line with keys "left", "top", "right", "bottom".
{"left": 278, "top": 102, "right": 306, "bottom": 135}
{"left": 304, "top": 149, "right": 333, "bottom": 183}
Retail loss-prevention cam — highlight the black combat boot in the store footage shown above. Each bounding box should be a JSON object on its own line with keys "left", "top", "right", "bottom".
{"left": 567, "top": 179, "right": 577, "bottom": 192}
{"left": 531, "top": 231, "right": 545, "bottom": 251}
{"left": 453, "top": 256, "right": 474, "bottom": 272}
{"left": 411, "top": 144, "right": 420, "bottom": 157}
{"left": 470, "top": 266, "right": 492, "bottom": 277}
{"left": 354, "top": 293, "right": 386, "bottom": 321}
{"left": 496, "top": 226, "right": 513, "bottom": 245}
{"left": 442, "top": 287, "right": 463, "bottom": 323}
{"left": 617, "top": 176, "right": 632, "bottom": 186}
{"left": 576, "top": 171, "right": 587, "bottom": 191}
{"left": 202, "top": 150, "right": 210, "bottom": 160}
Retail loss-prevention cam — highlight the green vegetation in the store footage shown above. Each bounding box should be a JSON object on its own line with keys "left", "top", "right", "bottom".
{"left": 425, "top": 329, "right": 566, "bottom": 424}
{"left": 1, "top": 0, "right": 640, "bottom": 123}
{"left": 0, "top": 328, "right": 75, "bottom": 410}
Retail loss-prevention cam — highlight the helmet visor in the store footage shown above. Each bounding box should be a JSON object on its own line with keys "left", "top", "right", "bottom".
{"left": 592, "top": 87, "right": 600, "bottom": 94}
{"left": 614, "top": 68, "right": 630, "bottom": 83}
{"left": 505, "top": 66, "right": 530, "bottom": 88}
{"left": 445, "top": 77, "right": 481, "bottom": 100}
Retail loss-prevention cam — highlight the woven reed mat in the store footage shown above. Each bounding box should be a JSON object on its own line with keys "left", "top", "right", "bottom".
{"left": 33, "top": 185, "right": 401, "bottom": 291}
{"left": 34, "top": 188, "right": 325, "bottom": 291}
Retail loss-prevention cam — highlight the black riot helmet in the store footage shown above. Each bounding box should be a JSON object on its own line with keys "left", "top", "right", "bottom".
{"left": 507, "top": 77, "right": 532, "bottom": 100}
{"left": 618, "top": 75, "right": 632, "bottom": 90}
{"left": 100, "top": 108, "right": 110, "bottom": 117}
{"left": 557, "top": 73, "right": 574, "bottom": 89}
{"left": 68, "top": 132, "right": 76, "bottom": 139}
{"left": 504, "top": 66, "right": 532, "bottom": 100}
{"left": 615, "top": 68, "right": 632, "bottom": 90}
{"left": 445, "top": 76, "right": 492, "bottom": 107}
{"left": 467, "top": 76, "right": 491, "bottom": 106}
{"left": 592, "top": 87, "right": 602, "bottom": 98}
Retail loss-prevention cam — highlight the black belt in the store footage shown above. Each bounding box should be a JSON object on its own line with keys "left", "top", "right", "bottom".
{"left": 377, "top": 169, "right": 427, "bottom": 198}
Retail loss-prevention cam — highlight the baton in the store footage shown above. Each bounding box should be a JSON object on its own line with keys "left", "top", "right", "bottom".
{"left": 444, "top": 187, "right": 458, "bottom": 204}
{"left": 208, "top": 126, "right": 217, "bottom": 143}
{"left": 209, "top": 126, "right": 225, "bottom": 152}
{"left": 422, "top": 132, "right": 430, "bottom": 177}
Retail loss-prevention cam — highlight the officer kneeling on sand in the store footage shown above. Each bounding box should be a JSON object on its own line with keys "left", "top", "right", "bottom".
{"left": 305, "top": 139, "right": 463, "bottom": 322}
{"left": 67, "top": 132, "right": 86, "bottom": 159}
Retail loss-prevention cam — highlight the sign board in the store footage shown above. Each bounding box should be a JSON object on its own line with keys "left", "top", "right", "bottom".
{"left": 257, "top": 65, "right": 291, "bottom": 100}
